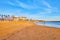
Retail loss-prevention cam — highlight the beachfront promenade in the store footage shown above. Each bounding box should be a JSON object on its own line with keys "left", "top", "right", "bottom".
{"left": 0, "top": 21, "right": 60, "bottom": 40}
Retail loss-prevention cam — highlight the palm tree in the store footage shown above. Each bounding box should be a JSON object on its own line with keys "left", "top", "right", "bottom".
{"left": 4, "top": 15, "right": 8, "bottom": 20}
{"left": 3, "top": 15, "right": 6, "bottom": 20}
{"left": 1, "top": 15, "right": 4, "bottom": 20}
{"left": 0, "top": 14, "right": 1, "bottom": 20}
{"left": 7, "top": 15, "right": 10, "bottom": 21}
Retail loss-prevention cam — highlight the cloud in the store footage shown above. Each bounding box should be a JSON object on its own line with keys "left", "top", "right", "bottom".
{"left": 8, "top": 0, "right": 52, "bottom": 10}
{"left": 17, "top": 0, "right": 41, "bottom": 9}
{"left": 8, "top": 0, "right": 40, "bottom": 9}
{"left": 8, "top": 1, "right": 15, "bottom": 6}
{"left": 8, "top": 0, "right": 60, "bottom": 15}
{"left": 37, "top": 0, "right": 60, "bottom": 14}
{"left": 41, "top": 0, "right": 53, "bottom": 14}
{"left": 37, "top": 8, "right": 52, "bottom": 14}
{"left": 46, "top": 16, "right": 60, "bottom": 21}
{"left": 34, "top": 0, "right": 52, "bottom": 14}
{"left": 41, "top": 0, "right": 52, "bottom": 8}
{"left": 52, "top": 7, "right": 60, "bottom": 13}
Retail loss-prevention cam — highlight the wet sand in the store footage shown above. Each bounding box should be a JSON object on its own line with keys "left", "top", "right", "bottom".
{"left": 0, "top": 21, "right": 60, "bottom": 40}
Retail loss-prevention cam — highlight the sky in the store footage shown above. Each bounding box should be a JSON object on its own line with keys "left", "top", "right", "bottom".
{"left": 0, "top": 0, "right": 60, "bottom": 21}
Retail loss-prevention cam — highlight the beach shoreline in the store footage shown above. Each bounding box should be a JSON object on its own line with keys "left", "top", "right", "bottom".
{"left": 0, "top": 21, "right": 60, "bottom": 40}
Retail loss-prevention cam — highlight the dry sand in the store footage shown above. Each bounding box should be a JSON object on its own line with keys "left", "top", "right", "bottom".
{"left": 0, "top": 21, "right": 60, "bottom": 40}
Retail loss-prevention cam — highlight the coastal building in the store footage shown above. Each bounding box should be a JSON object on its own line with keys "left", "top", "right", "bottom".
{"left": 12, "top": 16, "right": 20, "bottom": 21}
{"left": 20, "top": 16, "right": 28, "bottom": 21}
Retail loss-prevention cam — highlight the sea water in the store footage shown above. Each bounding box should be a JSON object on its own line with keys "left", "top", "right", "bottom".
{"left": 35, "top": 21, "right": 60, "bottom": 28}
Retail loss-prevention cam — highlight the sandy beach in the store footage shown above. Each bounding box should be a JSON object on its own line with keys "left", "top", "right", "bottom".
{"left": 0, "top": 21, "right": 60, "bottom": 40}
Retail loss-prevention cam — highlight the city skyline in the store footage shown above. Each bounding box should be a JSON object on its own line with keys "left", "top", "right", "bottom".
{"left": 0, "top": 0, "right": 60, "bottom": 21}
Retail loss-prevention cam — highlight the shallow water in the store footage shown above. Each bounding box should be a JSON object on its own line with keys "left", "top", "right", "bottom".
{"left": 35, "top": 21, "right": 60, "bottom": 28}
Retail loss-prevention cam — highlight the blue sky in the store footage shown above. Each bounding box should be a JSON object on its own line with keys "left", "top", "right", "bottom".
{"left": 0, "top": 0, "right": 60, "bottom": 21}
